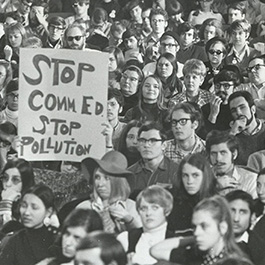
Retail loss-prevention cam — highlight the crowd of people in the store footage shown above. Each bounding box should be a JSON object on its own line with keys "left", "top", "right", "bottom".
{"left": 0, "top": 0, "right": 265, "bottom": 264}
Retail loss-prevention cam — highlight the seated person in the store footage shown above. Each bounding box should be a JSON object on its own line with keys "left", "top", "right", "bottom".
{"left": 117, "top": 185, "right": 174, "bottom": 265}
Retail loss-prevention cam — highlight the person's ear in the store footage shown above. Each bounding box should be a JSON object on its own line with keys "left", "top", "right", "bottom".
{"left": 219, "top": 221, "right": 228, "bottom": 236}
{"left": 232, "top": 149, "right": 238, "bottom": 160}
{"left": 191, "top": 120, "right": 198, "bottom": 130}
{"left": 251, "top": 104, "right": 256, "bottom": 115}
{"left": 119, "top": 106, "right": 123, "bottom": 114}
{"left": 199, "top": 75, "right": 204, "bottom": 86}
{"left": 161, "top": 141, "right": 167, "bottom": 151}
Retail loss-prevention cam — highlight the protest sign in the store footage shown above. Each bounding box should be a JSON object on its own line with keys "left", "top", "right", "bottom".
{"left": 18, "top": 48, "right": 108, "bottom": 161}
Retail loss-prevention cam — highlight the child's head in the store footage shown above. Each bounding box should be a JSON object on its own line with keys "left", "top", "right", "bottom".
{"left": 183, "top": 59, "right": 206, "bottom": 92}
{"left": 5, "top": 22, "right": 26, "bottom": 48}
{"left": 177, "top": 22, "right": 196, "bottom": 48}
{"left": 229, "top": 19, "right": 251, "bottom": 47}
{"left": 136, "top": 185, "right": 173, "bottom": 230}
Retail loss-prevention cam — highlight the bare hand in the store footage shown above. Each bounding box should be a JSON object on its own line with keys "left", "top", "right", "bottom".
{"left": 230, "top": 116, "right": 247, "bottom": 135}
{"left": 109, "top": 201, "right": 131, "bottom": 222}
{"left": 101, "top": 122, "right": 113, "bottom": 146}
{"left": 216, "top": 175, "right": 239, "bottom": 190}
{"left": 209, "top": 95, "right": 222, "bottom": 123}
{"left": 4, "top": 45, "right": 13, "bottom": 61}
{"left": 1, "top": 188, "right": 21, "bottom": 202}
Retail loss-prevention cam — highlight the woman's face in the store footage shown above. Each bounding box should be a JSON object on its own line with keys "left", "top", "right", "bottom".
{"left": 142, "top": 77, "right": 160, "bottom": 103}
{"left": 108, "top": 53, "right": 118, "bottom": 72}
{"left": 192, "top": 210, "right": 224, "bottom": 253}
{"left": 126, "top": 126, "right": 139, "bottom": 152}
{"left": 8, "top": 30, "right": 23, "bottom": 48}
{"left": 94, "top": 168, "right": 111, "bottom": 200}
{"left": 120, "top": 70, "right": 139, "bottom": 97}
{"left": 0, "top": 65, "right": 7, "bottom": 88}
{"left": 2, "top": 167, "right": 22, "bottom": 193}
{"left": 208, "top": 42, "right": 225, "bottom": 66}
{"left": 257, "top": 174, "right": 265, "bottom": 204}
{"left": 138, "top": 197, "right": 167, "bottom": 230}
{"left": 204, "top": 25, "right": 216, "bottom": 42}
{"left": 20, "top": 193, "right": 50, "bottom": 229}
{"left": 62, "top": 226, "right": 87, "bottom": 258}
{"left": 157, "top": 57, "right": 174, "bottom": 79}
{"left": 181, "top": 163, "right": 203, "bottom": 195}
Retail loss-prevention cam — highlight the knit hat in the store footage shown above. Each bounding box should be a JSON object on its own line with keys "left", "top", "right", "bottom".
{"left": 6, "top": 79, "right": 18, "bottom": 95}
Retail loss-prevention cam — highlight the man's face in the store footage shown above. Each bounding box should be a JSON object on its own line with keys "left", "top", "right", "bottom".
{"left": 228, "top": 8, "right": 245, "bottom": 24}
{"left": 209, "top": 142, "right": 235, "bottom": 175}
{"left": 7, "top": 91, "right": 19, "bottom": 111}
{"left": 48, "top": 24, "right": 65, "bottom": 42}
{"left": 214, "top": 81, "right": 234, "bottom": 104}
{"left": 151, "top": 14, "right": 167, "bottom": 35}
{"left": 171, "top": 109, "right": 197, "bottom": 142}
{"left": 19, "top": 0, "right": 32, "bottom": 15}
{"left": 229, "top": 199, "right": 251, "bottom": 238}
{"left": 107, "top": 97, "right": 120, "bottom": 122}
{"left": 231, "top": 29, "right": 248, "bottom": 47}
{"left": 247, "top": 58, "right": 265, "bottom": 86}
{"left": 66, "top": 27, "right": 85, "bottom": 50}
{"left": 159, "top": 36, "right": 179, "bottom": 56}
{"left": 142, "top": 9, "right": 151, "bottom": 30}
{"left": 257, "top": 174, "right": 265, "bottom": 204}
{"left": 138, "top": 129, "right": 164, "bottom": 161}
{"left": 130, "top": 5, "right": 142, "bottom": 22}
{"left": 229, "top": 96, "right": 255, "bottom": 125}
{"left": 75, "top": 247, "right": 105, "bottom": 265}
{"left": 180, "top": 29, "right": 195, "bottom": 48}
{"left": 72, "top": 1, "right": 89, "bottom": 16}
{"left": 29, "top": 6, "right": 45, "bottom": 25}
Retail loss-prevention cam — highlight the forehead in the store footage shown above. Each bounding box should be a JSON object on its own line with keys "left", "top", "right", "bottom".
{"left": 229, "top": 8, "right": 242, "bottom": 15}
{"left": 182, "top": 29, "right": 194, "bottom": 35}
{"left": 205, "top": 25, "right": 216, "bottom": 31}
{"left": 161, "top": 36, "right": 175, "bottom": 44}
{"left": 229, "top": 199, "right": 250, "bottom": 211}
{"left": 144, "top": 76, "right": 158, "bottom": 84}
{"left": 192, "top": 209, "right": 215, "bottom": 225}
{"left": 151, "top": 14, "right": 165, "bottom": 20}
{"left": 210, "top": 42, "right": 225, "bottom": 50}
{"left": 108, "top": 97, "right": 118, "bottom": 104}
{"left": 139, "top": 129, "right": 160, "bottom": 138}
{"left": 172, "top": 109, "right": 191, "bottom": 119}
{"left": 229, "top": 96, "right": 248, "bottom": 108}
{"left": 158, "top": 57, "right": 171, "bottom": 64}
{"left": 142, "top": 9, "right": 151, "bottom": 17}
{"left": 127, "top": 126, "right": 139, "bottom": 135}
{"left": 249, "top": 58, "right": 264, "bottom": 67}
{"left": 4, "top": 167, "right": 20, "bottom": 175}
{"left": 124, "top": 69, "right": 139, "bottom": 77}
{"left": 125, "top": 36, "right": 137, "bottom": 41}
{"left": 67, "top": 27, "right": 83, "bottom": 36}
{"left": 210, "top": 142, "right": 230, "bottom": 152}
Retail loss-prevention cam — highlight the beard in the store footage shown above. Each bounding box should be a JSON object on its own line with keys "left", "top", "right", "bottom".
{"left": 216, "top": 91, "right": 227, "bottom": 102}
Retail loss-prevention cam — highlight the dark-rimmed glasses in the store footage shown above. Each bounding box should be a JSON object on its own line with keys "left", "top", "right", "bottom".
{"left": 246, "top": 64, "right": 265, "bottom": 73}
{"left": 171, "top": 118, "right": 191, "bottom": 126}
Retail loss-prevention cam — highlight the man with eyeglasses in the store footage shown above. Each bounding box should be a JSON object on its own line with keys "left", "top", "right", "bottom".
{"left": 12, "top": 0, "right": 33, "bottom": 27}
{"left": 200, "top": 69, "right": 239, "bottom": 138}
{"left": 128, "top": 122, "right": 178, "bottom": 199}
{"left": 144, "top": 8, "right": 168, "bottom": 49}
{"left": 64, "top": 24, "right": 87, "bottom": 50}
{"left": 42, "top": 16, "right": 66, "bottom": 49}
{"left": 0, "top": 79, "right": 19, "bottom": 128}
{"left": 65, "top": 0, "right": 90, "bottom": 29}
{"left": 238, "top": 54, "right": 265, "bottom": 119}
{"left": 164, "top": 102, "right": 205, "bottom": 165}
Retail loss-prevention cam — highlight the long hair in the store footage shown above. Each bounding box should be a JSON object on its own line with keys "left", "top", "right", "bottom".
{"left": 5, "top": 22, "right": 27, "bottom": 48}
{"left": 194, "top": 195, "right": 245, "bottom": 257}
{"left": 199, "top": 18, "right": 223, "bottom": 41}
{"left": 176, "top": 153, "right": 217, "bottom": 200}
{"left": 103, "top": 46, "right": 125, "bottom": 71}
{"left": 1, "top": 158, "right": 35, "bottom": 194}
{"left": 0, "top": 60, "right": 12, "bottom": 90}
{"left": 138, "top": 74, "right": 166, "bottom": 112}
{"left": 155, "top": 53, "right": 183, "bottom": 93}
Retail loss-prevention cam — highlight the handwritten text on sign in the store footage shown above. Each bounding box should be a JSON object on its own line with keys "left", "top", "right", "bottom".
{"left": 18, "top": 49, "right": 108, "bottom": 161}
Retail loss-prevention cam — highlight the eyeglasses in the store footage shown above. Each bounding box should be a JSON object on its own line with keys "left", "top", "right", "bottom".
{"left": 160, "top": 43, "right": 177, "bottom": 48}
{"left": 138, "top": 138, "right": 162, "bottom": 145}
{"left": 7, "top": 93, "right": 18, "bottom": 100}
{"left": 246, "top": 64, "right": 265, "bottom": 73}
{"left": 48, "top": 25, "right": 64, "bottom": 31}
{"left": 152, "top": 19, "right": 165, "bottom": 23}
{"left": 121, "top": 73, "right": 138, "bottom": 82}
{"left": 127, "top": 134, "right": 137, "bottom": 140}
{"left": 0, "top": 174, "right": 22, "bottom": 185}
{"left": 208, "top": 49, "right": 223, "bottom": 55}
{"left": 171, "top": 118, "right": 191, "bottom": 126}
{"left": 72, "top": 2, "right": 88, "bottom": 7}
{"left": 215, "top": 83, "right": 234, "bottom": 90}
{"left": 67, "top": 35, "right": 83, "bottom": 41}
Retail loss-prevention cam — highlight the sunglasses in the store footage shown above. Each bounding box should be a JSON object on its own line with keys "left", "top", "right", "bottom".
{"left": 72, "top": 2, "right": 88, "bottom": 7}
{"left": 67, "top": 35, "right": 83, "bottom": 41}
{"left": 208, "top": 49, "right": 223, "bottom": 55}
